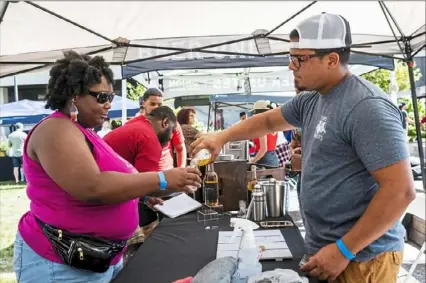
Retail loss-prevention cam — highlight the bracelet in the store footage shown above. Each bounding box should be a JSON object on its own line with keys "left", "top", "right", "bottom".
{"left": 157, "top": 171, "right": 167, "bottom": 191}
{"left": 143, "top": 196, "right": 149, "bottom": 203}
{"left": 336, "top": 239, "right": 355, "bottom": 260}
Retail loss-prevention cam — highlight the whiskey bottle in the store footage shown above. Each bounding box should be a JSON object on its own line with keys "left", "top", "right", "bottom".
{"left": 203, "top": 163, "right": 219, "bottom": 207}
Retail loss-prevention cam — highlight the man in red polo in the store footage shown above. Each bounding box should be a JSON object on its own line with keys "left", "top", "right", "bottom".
{"left": 141, "top": 88, "right": 187, "bottom": 170}
{"left": 103, "top": 106, "right": 177, "bottom": 255}
{"left": 104, "top": 105, "right": 176, "bottom": 173}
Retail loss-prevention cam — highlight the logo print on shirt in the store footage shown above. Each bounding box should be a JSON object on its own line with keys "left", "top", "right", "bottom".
{"left": 314, "top": 116, "right": 327, "bottom": 141}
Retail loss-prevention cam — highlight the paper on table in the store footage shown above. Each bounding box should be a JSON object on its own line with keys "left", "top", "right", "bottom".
{"left": 154, "top": 193, "right": 202, "bottom": 219}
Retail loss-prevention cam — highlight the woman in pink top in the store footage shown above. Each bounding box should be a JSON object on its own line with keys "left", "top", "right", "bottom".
{"left": 13, "top": 51, "right": 201, "bottom": 283}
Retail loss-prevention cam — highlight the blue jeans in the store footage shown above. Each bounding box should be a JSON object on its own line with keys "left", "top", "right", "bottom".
{"left": 13, "top": 232, "right": 123, "bottom": 283}
{"left": 257, "top": 151, "right": 279, "bottom": 168}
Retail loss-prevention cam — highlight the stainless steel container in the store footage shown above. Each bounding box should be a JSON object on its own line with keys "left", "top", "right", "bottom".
{"left": 259, "top": 178, "right": 288, "bottom": 217}
{"left": 223, "top": 141, "right": 249, "bottom": 161}
{"left": 251, "top": 184, "right": 265, "bottom": 222}
{"left": 217, "top": 154, "right": 234, "bottom": 161}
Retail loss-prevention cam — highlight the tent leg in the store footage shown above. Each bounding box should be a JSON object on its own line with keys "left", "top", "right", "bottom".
{"left": 207, "top": 103, "right": 211, "bottom": 132}
{"left": 13, "top": 76, "right": 19, "bottom": 102}
{"left": 121, "top": 79, "right": 127, "bottom": 125}
{"left": 407, "top": 60, "right": 426, "bottom": 189}
{"left": 214, "top": 102, "right": 217, "bottom": 131}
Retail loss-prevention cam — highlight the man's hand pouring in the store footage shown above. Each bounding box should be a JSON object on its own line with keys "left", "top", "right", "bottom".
{"left": 189, "top": 132, "right": 227, "bottom": 161}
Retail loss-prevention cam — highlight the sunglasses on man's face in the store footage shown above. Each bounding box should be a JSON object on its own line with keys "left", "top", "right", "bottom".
{"left": 88, "top": 91, "right": 115, "bottom": 104}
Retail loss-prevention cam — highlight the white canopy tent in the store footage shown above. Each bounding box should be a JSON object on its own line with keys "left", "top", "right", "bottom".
{"left": 0, "top": 1, "right": 424, "bottom": 56}
{"left": 0, "top": 1, "right": 424, "bottom": 78}
{"left": 0, "top": 1, "right": 425, "bottom": 185}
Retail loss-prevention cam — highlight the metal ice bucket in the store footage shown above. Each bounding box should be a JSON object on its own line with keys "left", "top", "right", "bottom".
{"left": 258, "top": 178, "right": 288, "bottom": 217}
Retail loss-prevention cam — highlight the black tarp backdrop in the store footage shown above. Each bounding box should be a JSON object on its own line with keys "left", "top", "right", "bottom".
{"left": 0, "top": 1, "right": 424, "bottom": 188}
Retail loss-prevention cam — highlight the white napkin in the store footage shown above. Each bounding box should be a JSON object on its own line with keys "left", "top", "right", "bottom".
{"left": 247, "top": 269, "right": 309, "bottom": 283}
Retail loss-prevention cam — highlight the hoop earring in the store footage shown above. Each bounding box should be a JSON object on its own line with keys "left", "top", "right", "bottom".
{"left": 70, "top": 100, "right": 78, "bottom": 122}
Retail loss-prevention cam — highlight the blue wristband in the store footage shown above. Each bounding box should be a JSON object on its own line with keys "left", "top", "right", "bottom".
{"left": 143, "top": 196, "right": 149, "bottom": 203}
{"left": 336, "top": 239, "right": 355, "bottom": 260}
{"left": 157, "top": 171, "right": 167, "bottom": 190}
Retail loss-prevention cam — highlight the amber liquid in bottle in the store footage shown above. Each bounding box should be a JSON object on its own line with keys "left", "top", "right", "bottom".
{"left": 203, "top": 163, "right": 219, "bottom": 207}
{"left": 247, "top": 165, "right": 258, "bottom": 192}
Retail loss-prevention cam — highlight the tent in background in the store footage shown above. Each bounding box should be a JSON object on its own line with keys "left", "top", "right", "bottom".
{"left": 0, "top": 96, "right": 140, "bottom": 125}
{"left": 0, "top": 99, "right": 52, "bottom": 125}
{"left": 108, "top": 95, "right": 140, "bottom": 119}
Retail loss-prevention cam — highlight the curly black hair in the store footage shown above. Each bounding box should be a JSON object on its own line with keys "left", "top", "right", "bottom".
{"left": 45, "top": 50, "right": 114, "bottom": 110}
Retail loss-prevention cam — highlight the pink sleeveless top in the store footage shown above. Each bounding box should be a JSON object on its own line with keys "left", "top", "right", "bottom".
{"left": 18, "top": 111, "right": 139, "bottom": 265}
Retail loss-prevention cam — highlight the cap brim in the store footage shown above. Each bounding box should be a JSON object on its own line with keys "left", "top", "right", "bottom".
{"left": 250, "top": 108, "right": 269, "bottom": 112}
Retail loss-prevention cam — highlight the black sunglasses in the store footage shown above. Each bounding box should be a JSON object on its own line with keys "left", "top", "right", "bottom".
{"left": 88, "top": 91, "right": 115, "bottom": 104}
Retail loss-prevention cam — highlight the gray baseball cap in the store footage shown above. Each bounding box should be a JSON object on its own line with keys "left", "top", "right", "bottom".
{"left": 290, "top": 13, "right": 352, "bottom": 50}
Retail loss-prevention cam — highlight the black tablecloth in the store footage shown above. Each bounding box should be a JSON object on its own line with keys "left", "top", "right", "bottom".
{"left": 113, "top": 213, "right": 319, "bottom": 283}
{"left": 0, "top": 157, "right": 14, "bottom": 181}
{"left": 113, "top": 213, "right": 318, "bottom": 283}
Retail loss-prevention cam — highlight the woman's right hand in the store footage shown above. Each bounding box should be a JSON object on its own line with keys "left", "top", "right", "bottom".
{"left": 163, "top": 167, "right": 202, "bottom": 193}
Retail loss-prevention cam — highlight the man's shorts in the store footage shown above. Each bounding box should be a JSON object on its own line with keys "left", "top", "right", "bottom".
{"left": 11, "top": 156, "right": 23, "bottom": 168}
{"left": 332, "top": 251, "right": 403, "bottom": 283}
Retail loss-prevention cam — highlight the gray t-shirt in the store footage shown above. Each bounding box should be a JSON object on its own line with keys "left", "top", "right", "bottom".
{"left": 281, "top": 74, "right": 407, "bottom": 261}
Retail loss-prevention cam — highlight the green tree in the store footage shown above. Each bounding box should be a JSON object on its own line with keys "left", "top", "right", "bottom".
{"left": 126, "top": 82, "right": 146, "bottom": 101}
{"left": 361, "top": 61, "right": 422, "bottom": 94}
{"left": 362, "top": 61, "right": 424, "bottom": 141}
{"left": 398, "top": 97, "right": 426, "bottom": 141}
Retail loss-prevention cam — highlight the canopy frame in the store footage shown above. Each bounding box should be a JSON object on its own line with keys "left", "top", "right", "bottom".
{"left": 1, "top": 1, "right": 425, "bottom": 188}
{"left": 376, "top": 1, "right": 426, "bottom": 188}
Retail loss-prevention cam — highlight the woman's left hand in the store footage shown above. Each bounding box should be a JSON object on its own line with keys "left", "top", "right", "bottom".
{"left": 145, "top": 197, "right": 164, "bottom": 209}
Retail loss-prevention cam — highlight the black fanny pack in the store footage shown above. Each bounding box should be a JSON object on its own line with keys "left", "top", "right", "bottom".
{"left": 36, "top": 218, "right": 127, "bottom": 273}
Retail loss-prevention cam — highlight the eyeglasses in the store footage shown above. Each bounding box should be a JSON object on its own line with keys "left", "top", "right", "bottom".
{"left": 289, "top": 53, "right": 325, "bottom": 69}
{"left": 289, "top": 48, "right": 347, "bottom": 69}
{"left": 88, "top": 91, "right": 115, "bottom": 104}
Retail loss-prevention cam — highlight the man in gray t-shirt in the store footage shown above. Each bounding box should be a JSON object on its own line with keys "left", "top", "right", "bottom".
{"left": 190, "top": 14, "right": 415, "bottom": 283}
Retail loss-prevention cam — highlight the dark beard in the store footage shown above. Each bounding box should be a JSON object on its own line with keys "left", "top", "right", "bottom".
{"left": 294, "top": 80, "right": 306, "bottom": 92}
{"left": 157, "top": 127, "right": 173, "bottom": 147}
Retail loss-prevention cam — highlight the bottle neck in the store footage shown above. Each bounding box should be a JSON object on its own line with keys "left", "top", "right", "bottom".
{"left": 251, "top": 166, "right": 257, "bottom": 179}
{"left": 206, "top": 163, "right": 215, "bottom": 172}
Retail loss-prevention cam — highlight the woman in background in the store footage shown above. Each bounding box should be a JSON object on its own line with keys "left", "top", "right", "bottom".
{"left": 13, "top": 51, "right": 201, "bottom": 283}
{"left": 250, "top": 100, "right": 279, "bottom": 167}
{"left": 177, "top": 107, "right": 203, "bottom": 153}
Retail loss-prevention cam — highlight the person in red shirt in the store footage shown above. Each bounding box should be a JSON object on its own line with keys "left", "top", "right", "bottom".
{"left": 249, "top": 100, "right": 279, "bottom": 167}
{"left": 142, "top": 88, "right": 187, "bottom": 170}
{"left": 103, "top": 106, "right": 178, "bottom": 255}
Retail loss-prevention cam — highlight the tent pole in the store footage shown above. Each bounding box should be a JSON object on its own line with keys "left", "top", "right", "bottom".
{"left": 26, "top": 2, "right": 114, "bottom": 43}
{"left": 378, "top": 0, "right": 425, "bottom": 188}
{"left": 380, "top": 2, "right": 406, "bottom": 37}
{"left": 121, "top": 79, "right": 127, "bottom": 125}
{"left": 407, "top": 59, "right": 426, "bottom": 189}
{"left": 214, "top": 102, "right": 217, "bottom": 131}
{"left": 264, "top": 1, "right": 317, "bottom": 37}
{"left": 13, "top": 76, "right": 19, "bottom": 102}
{"left": 207, "top": 102, "right": 211, "bottom": 132}
{"left": 0, "top": 45, "right": 115, "bottom": 79}
{"left": 0, "top": 1, "right": 9, "bottom": 25}
{"left": 128, "top": 43, "right": 262, "bottom": 58}
{"left": 124, "top": 36, "right": 254, "bottom": 65}
{"left": 378, "top": 1, "right": 406, "bottom": 58}
{"left": 411, "top": 44, "right": 426, "bottom": 58}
